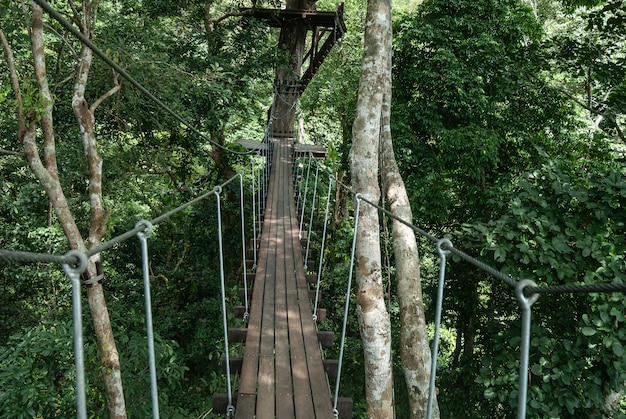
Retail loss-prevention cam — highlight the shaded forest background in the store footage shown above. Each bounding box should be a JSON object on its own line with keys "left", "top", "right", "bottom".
{"left": 0, "top": 0, "right": 625, "bottom": 417}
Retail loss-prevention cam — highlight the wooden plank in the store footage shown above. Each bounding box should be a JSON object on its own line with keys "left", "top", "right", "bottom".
{"left": 317, "top": 331, "right": 334, "bottom": 348}
{"left": 237, "top": 139, "right": 270, "bottom": 151}
{"left": 233, "top": 305, "right": 247, "bottom": 319}
{"left": 257, "top": 141, "right": 280, "bottom": 417}
{"left": 228, "top": 328, "right": 248, "bottom": 343}
{"left": 335, "top": 397, "right": 354, "bottom": 419}
{"left": 234, "top": 393, "right": 256, "bottom": 418}
{"left": 256, "top": 355, "right": 275, "bottom": 418}
{"left": 212, "top": 392, "right": 238, "bottom": 413}
{"left": 314, "top": 307, "right": 327, "bottom": 322}
{"left": 277, "top": 141, "right": 317, "bottom": 419}
{"left": 322, "top": 359, "right": 339, "bottom": 378}
{"left": 275, "top": 142, "right": 295, "bottom": 419}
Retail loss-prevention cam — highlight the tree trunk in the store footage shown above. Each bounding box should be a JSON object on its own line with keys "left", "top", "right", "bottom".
{"left": 378, "top": 5, "right": 437, "bottom": 413}
{"left": 270, "top": 0, "right": 316, "bottom": 136}
{"left": 349, "top": 0, "right": 394, "bottom": 414}
{"left": 71, "top": 4, "right": 126, "bottom": 414}
{"left": 380, "top": 57, "right": 439, "bottom": 419}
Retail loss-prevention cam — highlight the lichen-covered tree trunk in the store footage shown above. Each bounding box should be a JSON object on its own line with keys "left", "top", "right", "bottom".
{"left": 349, "top": 0, "right": 394, "bottom": 414}
{"left": 71, "top": 3, "right": 125, "bottom": 416}
{"left": 380, "top": 75, "right": 440, "bottom": 418}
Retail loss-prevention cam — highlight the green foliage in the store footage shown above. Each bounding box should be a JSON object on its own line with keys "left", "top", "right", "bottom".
{"left": 0, "top": 321, "right": 80, "bottom": 418}
{"left": 392, "top": 0, "right": 576, "bottom": 226}
{"left": 544, "top": 0, "right": 626, "bottom": 140}
{"left": 393, "top": 0, "right": 626, "bottom": 415}
{"left": 452, "top": 157, "right": 626, "bottom": 417}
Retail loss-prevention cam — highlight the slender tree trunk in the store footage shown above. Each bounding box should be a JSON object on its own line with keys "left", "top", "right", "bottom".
{"left": 71, "top": 3, "right": 125, "bottom": 414}
{"left": 350, "top": 0, "right": 394, "bottom": 414}
{"left": 380, "top": 88, "right": 439, "bottom": 417}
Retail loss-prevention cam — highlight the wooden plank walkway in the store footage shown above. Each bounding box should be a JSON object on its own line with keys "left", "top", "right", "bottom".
{"left": 213, "top": 138, "right": 349, "bottom": 418}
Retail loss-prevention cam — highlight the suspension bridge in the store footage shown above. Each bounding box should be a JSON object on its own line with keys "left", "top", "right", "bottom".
{"left": 3, "top": 0, "right": 626, "bottom": 418}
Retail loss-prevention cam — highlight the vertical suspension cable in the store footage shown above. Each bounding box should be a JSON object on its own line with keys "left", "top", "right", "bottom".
{"left": 261, "top": 144, "right": 267, "bottom": 215}
{"left": 250, "top": 158, "right": 258, "bottom": 271}
{"left": 333, "top": 194, "right": 362, "bottom": 418}
{"left": 313, "top": 174, "right": 334, "bottom": 321}
{"left": 304, "top": 163, "right": 319, "bottom": 270}
{"left": 213, "top": 186, "right": 235, "bottom": 417}
{"left": 515, "top": 280, "right": 539, "bottom": 419}
{"left": 427, "top": 238, "right": 453, "bottom": 419}
{"left": 136, "top": 220, "right": 160, "bottom": 419}
{"left": 61, "top": 250, "right": 88, "bottom": 419}
{"left": 299, "top": 154, "right": 313, "bottom": 239}
{"left": 257, "top": 154, "right": 263, "bottom": 237}
{"left": 295, "top": 157, "right": 304, "bottom": 211}
{"left": 238, "top": 173, "right": 250, "bottom": 321}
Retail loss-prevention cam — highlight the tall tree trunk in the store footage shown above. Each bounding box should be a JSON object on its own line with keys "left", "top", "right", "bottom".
{"left": 350, "top": 0, "right": 394, "bottom": 414}
{"left": 270, "top": 0, "right": 316, "bottom": 136}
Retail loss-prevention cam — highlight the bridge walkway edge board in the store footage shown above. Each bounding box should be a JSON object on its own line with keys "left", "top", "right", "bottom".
{"left": 235, "top": 142, "right": 277, "bottom": 418}
{"left": 288, "top": 145, "right": 335, "bottom": 417}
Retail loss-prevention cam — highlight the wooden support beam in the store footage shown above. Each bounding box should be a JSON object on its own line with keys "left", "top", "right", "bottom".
{"left": 323, "top": 359, "right": 339, "bottom": 378}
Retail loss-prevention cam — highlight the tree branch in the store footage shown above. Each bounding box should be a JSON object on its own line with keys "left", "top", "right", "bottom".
{"left": 212, "top": 10, "right": 255, "bottom": 27}
{"left": 557, "top": 86, "right": 625, "bottom": 143}
{"left": 0, "top": 29, "right": 26, "bottom": 139}
{"left": 90, "top": 71, "right": 120, "bottom": 113}
{"left": 31, "top": 4, "right": 60, "bottom": 179}
{"left": 0, "top": 149, "right": 23, "bottom": 157}
{"left": 139, "top": 162, "right": 195, "bottom": 195}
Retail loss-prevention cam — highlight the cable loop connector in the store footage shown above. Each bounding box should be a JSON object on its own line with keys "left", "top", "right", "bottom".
{"left": 355, "top": 193, "right": 363, "bottom": 201}
{"left": 515, "top": 279, "right": 539, "bottom": 310}
{"left": 226, "top": 404, "right": 235, "bottom": 418}
{"left": 333, "top": 408, "right": 339, "bottom": 418}
{"left": 213, "top": 186, "right": 222, "bottom": 195}
{"left": 437, "top": 238, "right": 453, "bottom": 255}
{"left": 135, "top": 220, "right": 153, "bottom": 239}
{"left": 63, "top": 249, "right": 88, "bottom": 274}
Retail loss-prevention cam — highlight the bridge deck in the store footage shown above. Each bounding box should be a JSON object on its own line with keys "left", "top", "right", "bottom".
{"left": 236, "top": 139, "right": 335, "bottom": 418}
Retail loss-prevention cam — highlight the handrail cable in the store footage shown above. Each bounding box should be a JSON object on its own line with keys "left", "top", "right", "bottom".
{"left": 0, "top": 172, "right": 242, "bottom": 267}
{"left": 32, "top": 0, "right": 257, "bottom": 157}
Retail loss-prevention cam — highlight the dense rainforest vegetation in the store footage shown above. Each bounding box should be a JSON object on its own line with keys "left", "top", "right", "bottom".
{"left": 0, "top": 0, "right": 625, "bottom": 417}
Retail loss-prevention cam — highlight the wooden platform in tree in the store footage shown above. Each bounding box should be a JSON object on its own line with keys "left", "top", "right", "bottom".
{"left": 213, "top": 138, "right": 351, "bottom": 418}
